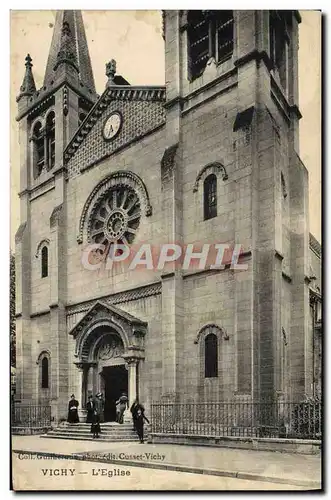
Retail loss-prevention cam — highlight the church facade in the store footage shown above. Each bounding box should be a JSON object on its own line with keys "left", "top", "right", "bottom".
{"left": 15, "top": 10, "right": 321, "bottom": 423}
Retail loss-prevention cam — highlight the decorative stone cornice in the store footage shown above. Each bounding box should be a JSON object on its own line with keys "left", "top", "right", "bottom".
{"left": 63, "top": 85, "right": 166, "bottom": 163}
{"left": 66, "top": 282, "right": 162, "bottom": 316}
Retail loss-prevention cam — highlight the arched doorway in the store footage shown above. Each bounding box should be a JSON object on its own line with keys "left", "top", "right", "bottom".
{"left": 80, "top": 327, "right": 129, "bottom": 422}
{"left": 92, "top": 330, "right": 128, "bottom": 422}
{"left": 69, "top": 300, "right": 147, "bottom": 420}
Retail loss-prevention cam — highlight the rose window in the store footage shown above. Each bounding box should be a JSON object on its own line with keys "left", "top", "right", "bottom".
{"left": 89, "top": 185, "right": 141, "bottom": 252}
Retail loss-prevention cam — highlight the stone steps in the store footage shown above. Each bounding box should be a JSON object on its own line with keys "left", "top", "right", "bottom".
{"left": 42, "top": 422, "right": 143, "bottom": 442}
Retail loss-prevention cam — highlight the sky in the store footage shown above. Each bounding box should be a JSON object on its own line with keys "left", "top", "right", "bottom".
{"left": 10, "top": 10, "right": 321, "bottom": 247}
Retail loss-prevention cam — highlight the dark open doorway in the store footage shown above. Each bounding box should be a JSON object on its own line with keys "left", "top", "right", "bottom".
{"left": 101, "top": 365, "right": 128, "bottom": 422}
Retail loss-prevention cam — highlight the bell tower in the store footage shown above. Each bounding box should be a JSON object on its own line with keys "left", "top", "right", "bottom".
{"left": 15, "top": 11, "right": 97, "bottom": 416}
{"left": 161, "top": 11, "right": 306, "bottom": 402}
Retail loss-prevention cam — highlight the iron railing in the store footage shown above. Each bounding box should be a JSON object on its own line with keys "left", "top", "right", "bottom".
{"left": 12, "top": 404, "right": 52, "bottom": 428}
{"left": 151, "top": 399, "right": 322, "bottom": 440}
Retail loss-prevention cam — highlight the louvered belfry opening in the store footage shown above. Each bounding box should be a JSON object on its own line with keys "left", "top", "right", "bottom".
{"left": 188, "top": 11, "right": 210, "bottom": 81}
{"left": 188, "top": 10, "right": 234, "bottom": 81}
{"left": 33, "top": 122, "right": 45, "bottom": 177}
{"left": 215, "top": 11, "right": 234, "bottom": 63}
{"left": 46, "top": 112, "right": 55, "bottom": 170}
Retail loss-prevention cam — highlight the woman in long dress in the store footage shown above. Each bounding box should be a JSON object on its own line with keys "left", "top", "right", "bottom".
{"left": 67, "top": 394, "right": 79, "bottom": 423}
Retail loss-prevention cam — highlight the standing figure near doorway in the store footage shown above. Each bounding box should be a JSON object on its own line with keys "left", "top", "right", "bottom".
{"left": 135, "top": 404, "right": 150, "bottom": 444}
{"left": 67, "top": 394, "right": 79, "bottom": 423}
{"left": 90, "top": 408, "right": 101, "bottom": 439}
{"left": 116, "top": 392, "right": 128, "bottom": 424}
{"left": 95, "top": 392, "right": 105, "bottom": 422}
{"left": 86, "top": 395, "right": 94, "bottom": 423}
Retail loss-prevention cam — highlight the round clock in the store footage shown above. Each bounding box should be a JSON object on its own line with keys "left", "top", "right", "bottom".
{"left": 103, "top": 111, "right": 122, "bottom": 140}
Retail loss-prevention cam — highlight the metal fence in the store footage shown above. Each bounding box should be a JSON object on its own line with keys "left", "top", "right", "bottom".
{"left": 12, "top": 404, "right": 52, "bottom": 429}
{"left": 151, "top": 400, "right": 322, "bottom": 440}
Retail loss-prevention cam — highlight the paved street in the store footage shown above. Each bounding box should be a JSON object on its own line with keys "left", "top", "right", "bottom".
{"left": 12, "top": 435, "right": 321, "bottom": 491}
{"left": 12, "top": 455, "right": 307, "bottom": 491}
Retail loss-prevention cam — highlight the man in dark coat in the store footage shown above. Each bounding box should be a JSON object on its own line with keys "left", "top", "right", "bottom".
{"left": 90, "top": 409, "right": 101, "bottom": 438}
{"left": 135, "top": 405, "right": 150, "bottom": 444}
{"left": 67, "top": 394, "right": 79, "bottom": 423}
{"left": 86, "top": 395, "right": 94, "bottom": 423}
{"left": 130, "top": 398, "right": 144, "bottom": 431}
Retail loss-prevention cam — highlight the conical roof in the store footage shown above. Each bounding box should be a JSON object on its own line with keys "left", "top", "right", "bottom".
{"left": 43, "top": 10, "right": 96, "bottom": 94}
{"left": 17, "top": 54, "right": 36, "bottom": 101}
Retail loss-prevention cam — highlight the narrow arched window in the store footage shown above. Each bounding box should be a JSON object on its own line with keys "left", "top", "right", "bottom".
{"left": 46, "top": 112, "right": 55, "bottom": 169}
{"left": 33, "top": 121, "right": 45, "bottom": 177}
{"left": 41, "top": 357, "right": 49, "bottom": 388}
{"left": 204, "top": 174, "right": 217, "bottom": 220}
{"left": 41, "top": 246, "right": 48, "bottom": 278}
{"left": 205, "top": 333, "right": 218, "bottom": 378}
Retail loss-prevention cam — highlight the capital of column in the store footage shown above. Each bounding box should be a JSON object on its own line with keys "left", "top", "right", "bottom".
{"left": 123, "top": 356, "right": 139, "bottom": 367}
{"left": 74, "top": 361, "right": 85, "bottom": 372}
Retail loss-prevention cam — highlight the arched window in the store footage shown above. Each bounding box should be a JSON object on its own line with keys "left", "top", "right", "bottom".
{"left": 188, "top": 10, "right": 234, "bottom": 81}
{"left": 41, "top": 246, "right": 48, "bottom": 278}
{"left": 45, "top": 112, "right": 55, "bottom": 170}
{"left": 33, "top": 121, "right": 45, "bottom": 177}
{"left": 41, "top": 357, "right": 49, "bottom": 388}
{"left": 204, "top": 174, "right": 217, "bottom": 220}
{"left": 205, "top": 333, "right": 218, "bottom": 378}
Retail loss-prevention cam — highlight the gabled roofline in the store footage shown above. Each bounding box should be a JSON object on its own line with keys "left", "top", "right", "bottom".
{"left": 68, "top": 300, "right": 147, "bottom": 338}
{"left": 63, "top": 84, "right": 166, "bottom": 164}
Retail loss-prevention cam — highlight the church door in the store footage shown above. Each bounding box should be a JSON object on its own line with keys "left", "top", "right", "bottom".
{"left": 101, "top": 365, "right": 128, "bottom": 422}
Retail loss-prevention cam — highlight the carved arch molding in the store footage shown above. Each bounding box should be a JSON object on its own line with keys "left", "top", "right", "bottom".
{"left": 194, "top": 323, "right": 229, "bottom": 344}
{"left": 77, "top": 171, "right": 152, "bottom": 244}
{"left": 193, "top": 162, "right": 228, "bottom": 193}
{"left": 69, "top": 301, "right": 147, "bottom": 363}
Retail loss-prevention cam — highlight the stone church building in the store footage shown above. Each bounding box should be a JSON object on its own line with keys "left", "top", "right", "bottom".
{"left": 15, "top": 10, "right": 321, "bottom": 422}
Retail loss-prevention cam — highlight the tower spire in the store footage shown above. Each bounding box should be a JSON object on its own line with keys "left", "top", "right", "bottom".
{"left": 43, "top": 10, "right": 96, "bottom": 95}
{"left": 16, "top": 54, "right": 36, "bottom": 102}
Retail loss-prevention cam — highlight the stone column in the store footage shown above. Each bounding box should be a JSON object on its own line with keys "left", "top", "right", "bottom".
{"left": 127, "top": 359, "right": 138, "bottom": 408}
{"left": 74, "top": 362, "right": 87, "bottom": 422}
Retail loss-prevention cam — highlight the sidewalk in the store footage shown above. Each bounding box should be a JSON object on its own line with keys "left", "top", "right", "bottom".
{"left": 12, "top": 435, "right": 321, "bottom": 489}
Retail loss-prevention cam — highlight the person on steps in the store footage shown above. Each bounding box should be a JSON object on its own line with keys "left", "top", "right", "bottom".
{"left": 115, "top": 393, "right": 128, "bottom": 424}
{"left": 86, "top": 395, "right": 94, "bottom": 424}
{"left": 135, "top": 405, "right": 149, "bottom": 444}
{"left": 90, "top": 409, "right": 101, "bottom": 439}
{"left": 67, "top": 394, "right": 79, "bottom": 424}
{"left": 130, "top": 398, "right": 144, "bottom": 431}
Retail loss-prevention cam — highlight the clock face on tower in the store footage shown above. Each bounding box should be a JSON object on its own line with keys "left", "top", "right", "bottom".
{"left": 103, "top": 112, "right": 122, "bottom": 140}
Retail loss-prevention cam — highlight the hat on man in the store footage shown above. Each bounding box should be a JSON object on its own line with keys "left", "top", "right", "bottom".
{"left": 70, "top": 394, "right": 75, "bottom": 398}
{"left": 96, "top": 392, "right": 102, "bottom": 397}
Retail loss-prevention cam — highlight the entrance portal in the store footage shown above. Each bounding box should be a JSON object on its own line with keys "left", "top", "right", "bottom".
{"left": 101, "top": 365, "right": 128, "bottom": 422}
